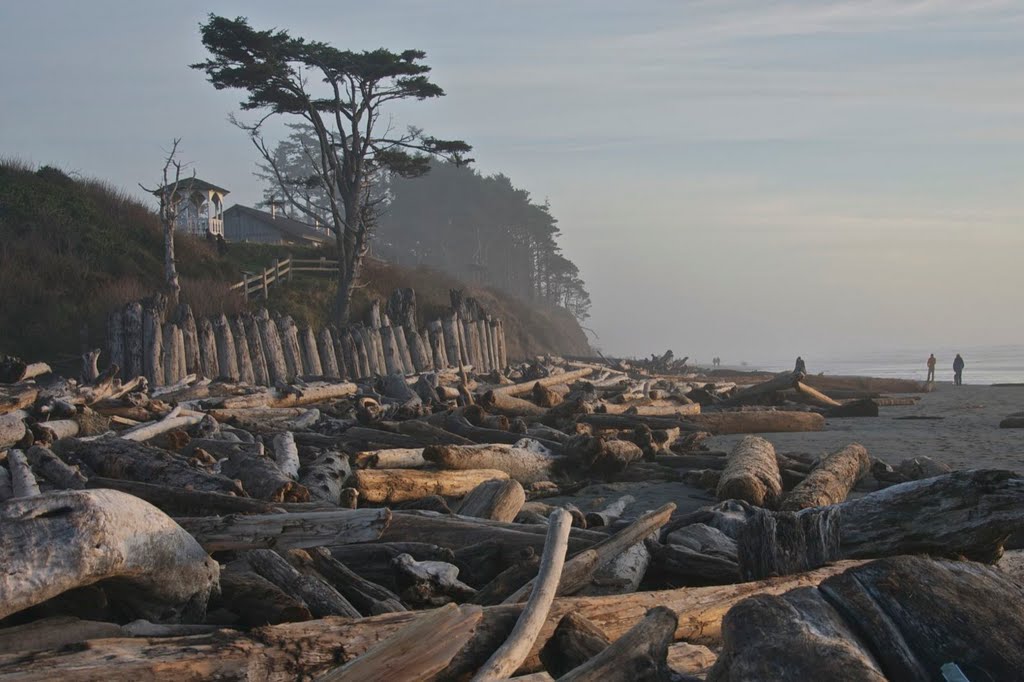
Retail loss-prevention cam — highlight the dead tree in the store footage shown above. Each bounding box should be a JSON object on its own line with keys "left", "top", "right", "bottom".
{"left": 139, "top": 139, "right": 191, "bottom": 307}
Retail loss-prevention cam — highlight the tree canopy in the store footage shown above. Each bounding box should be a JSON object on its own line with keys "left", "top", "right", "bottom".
{"left": 191, "top": 15, "right": 470, "bottom": 322}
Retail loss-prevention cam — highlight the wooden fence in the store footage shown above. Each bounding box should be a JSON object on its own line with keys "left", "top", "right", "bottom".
{"left": 229, "top": 256, "right": 341, "bottom": 300}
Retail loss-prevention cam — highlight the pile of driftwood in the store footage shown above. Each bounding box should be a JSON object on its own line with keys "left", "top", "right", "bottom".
{"left": 0, "top": 352, "right": 1022, "bottom": 681}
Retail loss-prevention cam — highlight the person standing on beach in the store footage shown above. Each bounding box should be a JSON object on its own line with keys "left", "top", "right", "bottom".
{"left": 794, "top": 356, "right": 806, "bottom": 374}
{"left": 953, "top": 353, "right": 965, "bottom": 386}
{"left": 927, "top": 354, "right": 936, "bottom": 383}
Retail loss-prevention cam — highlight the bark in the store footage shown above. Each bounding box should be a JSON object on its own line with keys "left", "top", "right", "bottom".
{"left": 0, "top": 411, "right": 28, "bottom": 449}
{"left": 354, "top": 448, "right": 427, "bottom": 469}
{"left": 196, "top": 317, "right": 219, "bottom": 381}
{"left": 255, "top": 309, "right": 288, "bottom": 384}
{"left": 55, "top": 437, "right": 243, "bottom": 495}
{"left": 457, "top": 478, "right": 527, "bottom": 522}
{"left": 8, "top": 449, "right": 40, "bottom": 498}
{"left": 123, "top": 301, "right": 144, "bottom": 380}
{"left": 306, "top": 546, "right": 406, "bottom": 616}
{"left": 480, "top": 390, "right": 549, "bottom": 417}
{"left": 493, "top": 367, "right": 595, "bottom": 397}
{"left": 231, "top": 316, "right": 256, "bottom": 385}
{"left": 0, "top": 489, "right": 218, "bottom": 623}
{"left": 175, "top": 304, "right": 201, "bottom": 376}
{"left": 319, "top": 603, "right": 480, "bottom": 682}
{"left": 738, "top": 469, "right": 1024, "bottom": 580}
{"left": 299, "top": 326, "right": 323, "bottom": 377}
{"left": 298, "top": 449, "right": 351, "bottom": 505}
{"left": 276, "top": 315, "right": 305, "bottom": 380}
{"left": 107, "top": 308, "right": 126, "bottom": 374}
{"left": 717, "top": 435, "right": 783, "bottom": 508}
{"left": 351, "top": 468, "right": 511, "bottom": 504}
{"left": 143, "top": 305, "right": 164, "bottom": 386}
{"left": 539, "top": 612, "right": 610, "bottom": 678}
{"left": 175, "top": 508, "right": 391, "bottom": 552}
{"left": 246, "top": 549, "right": 359, "bottom": 618}
{"left": 218, "top": 569, "right": 312, "bottom": 626}
{"left": 219, "top": 445, "right": 309, "bottom": 503}
{"left": 86, "top": 476, "right": 280, "bottom": 516}
{"left": 317, "top": 327, "right": 341, "bottom": 379}
{"left": 25, "top": 445, "right": 87, "bottom": 490}
{"left": 243, "top": 312, "right": 270, "bottom": 386}
{"left": 781, "top": 443, "right": 869, "bottom": 511}
{"left": 559, "top": 606, "right": 677, "bottom": 682}
{"left": 424, "top": 443, "right": 557, "bottom": 484}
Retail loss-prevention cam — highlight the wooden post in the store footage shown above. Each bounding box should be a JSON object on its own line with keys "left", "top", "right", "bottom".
{"left": 107, "top": 307, "right": 125, "bottom": 374}
{"left": 232, "top": 316, "right": 256, "bottom": 385}
{"left": 242, "top": 313, "right": 270, "bottom": 386}
{"left": 124, "top": 301, "right": 144, "bottom": 380}
{"left": 142, "top": 304, "right": 164, "bottom": 386}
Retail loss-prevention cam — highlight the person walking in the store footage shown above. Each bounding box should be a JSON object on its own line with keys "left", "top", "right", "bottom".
{"left": 953, "top": 353, "right": 965, "bottom": 386}
{"left": 926, "top": 354, "right": 936, "bottom": 383}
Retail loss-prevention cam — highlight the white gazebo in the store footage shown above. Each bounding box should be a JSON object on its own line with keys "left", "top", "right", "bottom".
{"left": 151, "top": 178, "right": 229, "bottom": 237}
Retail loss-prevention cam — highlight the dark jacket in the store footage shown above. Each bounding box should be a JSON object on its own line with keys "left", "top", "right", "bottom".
{"left": 953, "top": 356, "right": 965, "bottom": 372}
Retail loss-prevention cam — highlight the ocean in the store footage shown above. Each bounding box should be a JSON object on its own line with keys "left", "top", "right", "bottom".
{"left": 743, "top": 344, "right": 1024, "bottom": 386}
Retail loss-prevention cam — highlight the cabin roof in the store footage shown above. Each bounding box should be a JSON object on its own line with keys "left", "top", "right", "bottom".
{"left": 224, "top": 205, "right": 329, "bottom": 244}
{"left": 150, "top": 178, "right": 230, "bottom": 196}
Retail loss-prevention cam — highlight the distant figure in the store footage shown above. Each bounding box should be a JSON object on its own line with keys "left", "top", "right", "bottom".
{"left": 216, "top": 233, "right": 228, "bottom": 256}
{"left": 794, "top": 356, "right": 806, "bottom": 374}
{"left": 926, "top": 354, "right": 936, "bottom": 383}
{"left": 953, "top": 353, "right": 965, "bottom": 386}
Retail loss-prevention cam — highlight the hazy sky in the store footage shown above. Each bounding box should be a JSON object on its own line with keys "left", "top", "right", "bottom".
{"left": 2, "top": 1, "right": 1022, "bottom": 365}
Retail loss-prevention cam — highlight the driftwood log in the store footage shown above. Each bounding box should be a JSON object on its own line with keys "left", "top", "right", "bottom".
{"left": 351, "top": 468, "right": 511, "bottom": 505}
{"left": 781, "top": 443, "right": 869, "bottom": 511}
{"left": 0, "top": 489, "right": 218, "bottom": 623}
{"left": 716, "top": 436, "right": 783, "bottom": 508}
{"left": 457, "top": 479, "right": 526, "bottom": 522}
{"left": 175, "top": 508, "right": 391, "bottom": 552}
{"left": 424, "top": 443, "right": 557, "bottom": 484}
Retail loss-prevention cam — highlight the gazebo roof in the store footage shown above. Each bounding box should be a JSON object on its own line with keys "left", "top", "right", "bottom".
{"left": 150, "top": 177, "right": 229, "bottom": 197}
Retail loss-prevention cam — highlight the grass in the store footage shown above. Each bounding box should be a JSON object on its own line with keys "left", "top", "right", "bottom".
{"left": 0, "top": 159, "right": 590, "bottom": 365}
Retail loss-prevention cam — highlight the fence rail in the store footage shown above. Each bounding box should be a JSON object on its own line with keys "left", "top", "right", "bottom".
{"left": 229, "top": 256, "right": 343, "bottom": 299}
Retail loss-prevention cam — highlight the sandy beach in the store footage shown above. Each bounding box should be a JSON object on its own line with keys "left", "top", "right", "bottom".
{"left": 546, "top": 380, "right": 1024, "bottom": 519}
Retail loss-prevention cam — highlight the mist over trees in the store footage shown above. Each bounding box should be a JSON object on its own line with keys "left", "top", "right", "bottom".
{"left": 259, "top": 126, "right": 591, "bottom": 322}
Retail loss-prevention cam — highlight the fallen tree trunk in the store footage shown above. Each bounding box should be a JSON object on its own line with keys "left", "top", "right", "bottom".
{"left": 793, "top": 381, "right": 841, "bottom": 408}
{"left": 54, "top": 437, "right": 243, "bottom": 495}
{"left": 246, "top": 549, "right": 359, "bottom": 619}
{"left": 479, "top": 390, "right": 548, "bottom": 418}
{"left": 353, "top": 448, "right": 427, "bottom": 469}
{"left": 738, "top": 469, "right": 1024, "bottom": 580}
{"left": 709, "top": 556, "right": 1024, "bottom": 682}
{"left": 559, "top": 606, "right": 677, "bottom": 681}
{"left": 457, "top": 479, "right": 526, "bottom": 523}
{"left": 175, "top": 508, "right": 391, "bottom": 552}
{"left": 351, "top": 468, "right": 511, "bottom": 504}
{"left": 781, "top": 443, "right": 869, "bottom": 511}
{"left": 217, "top": 445, "right": 310, "bottom": 503}
{"left": 688, "top": 411, "right": 825, "bottom": 435}
{"left": 492, "top": 368, "right": 595, "bottom": 397}
{"left": 423, "top": 443, "right": 557, "bottom": 484}
{"left": 0, "top": 489, "right": 218, "bottom": 623}
{"left": 716, "top": 436, "right": 783, "bottom": 508}
{"left": 0, "top": 561, "right": 866, "bottom": 680}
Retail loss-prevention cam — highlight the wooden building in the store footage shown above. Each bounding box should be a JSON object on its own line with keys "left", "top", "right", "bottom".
{"left": 150, "top": 178, "right": 229, "bottom": 237}
{"left": 223, "top": 205, "right": 330, "bottom": 247}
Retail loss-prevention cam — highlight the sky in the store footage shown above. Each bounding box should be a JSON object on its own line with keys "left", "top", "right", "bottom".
{"left": 2, "top": 0, "right": 1022, "bottom": 366}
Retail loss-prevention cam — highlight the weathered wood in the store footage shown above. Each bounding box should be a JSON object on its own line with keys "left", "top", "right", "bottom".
{"left": 209, "top": 315, "right": 238, "bottom": 381}
{"left": 220, "top": 444, "right": 309, "bottom": 503}
{"left": 7, "top": 449, "right": 40, "bottom": 498}
{"left": 242, "top": 312, "right": 270, "bottom": 386}
{"left": 0, "top": 411, "right": 28, "bottom": 449}
{"left": 319, "top": 603, "right": 481, "bottom": 682}
{"left": 298, "top": 326, "right": 323, "bottom": 377}
{"left": 480, "top": 389, "right": 548, "bottom": 417}
{"left": 26, "top": 444, "right": 87, "bottom": 490}
{"left": 0, "top": 561, "right": 865, "bottom": 679}
{"left": 276, "top": 315, "right": 305, "bottom": 380}
{"left": 231, "top": 316, "right": 256, "bottom": 385}
{"left": 424, "top": 443, "right": 557, "bottom": 484}
{"left": 717, "top": 435, "right": 783, "bottom": 508}
{"left": 540, "top": 612, "right": 610, "bottom": 678}
{"left": 175, "top": 508, "right": 391, "bottom": 552}
{"left": 196, "top": 317, "right": 218, "bottom": 381}
{"left": 255, "top": 308, "right": 288, "bottom": 384}
{"left": 352, "top": 468, "right": 511, "bottom": 504}
{"left": 458, "top": 478, "right": 527, "bottom": 522}
{"left": 442, "top": 312, "right": 464, "bottom": 368}
{"left": 218, "top": 569, "right": 312, "bottom": 626}
{"left": 0, "top": 383, "right": 38, "bottom": 416}
{"left": 270, "top": 431, "right": 299, "bottom": 479}
{"left": 219, "top": 381, "right": 358, "bottom": 409}
{"left": 32, "top": 418, "right": 80, "bottom": 443}
{"left": 55, "top": 437, "right": 243, "bottom": 495}
{"left": 494, "top": 367, "right": 595, "bottom": 397}
{"left": 585, "top": 495, "right": 634, "bottom": 528}
{"left": 738, "top": 469, "right": 1024, "bottom": 580}
{"left": 107, "top": 308, "right": 126, "bottom": 374}
{"left": 119, "top": 413, "right": 204, "bottom": 443}
{"left": 86, "top": 476, "right": 279, "bottom": 516}
{"left": 305, "top": 546, "right": 406, "bottom": 616}
{"left": 473, "top": 509, "right": 572, "bottom": 681}
{"left": 299, "top": 449, "right": 350, "bottom": 505}
{"left": 781, "top": 443, "right": 869, "bottom": 510}
{"left": 354, "top": 447, "right": 427, "bottom": 469}
{"left": 380, "top": 325, "right": 403, "bottom": 376}
{"left": 560, "top": 606, "right": 677, "bottom": 682}
{"left": 330, "top": 326, "right": 350, "bottom": 380}
{"left": 352, "top": 328, "right": 373, "bottom": 378}
{"left": 407, "top": 329, "right": 431, "bottom": 373}
{"left": 142, "top": 304, "right": 164, "bottom": 386}
{"left": 567, "top": 435, "right": 644, "bottom": 476}
{"left": 0, "top": 489, "right": 218, "bottom": 623}
{"left": 123, "top": 301, "right": 145, "bottom": 380}
{"left": 175, "top": 304, "right": 201, "bottom": 376}
{"left": 710, "top": 556, "right": 1024, "bottom": 682}
{"left": 246, "top": 548, "right": 360, "bottom": 618}
{"left": 317, "top": 327, "right": 341, "bottom": 379}
{"left": 688, "top": 410, "right": 825, "bottom": 434}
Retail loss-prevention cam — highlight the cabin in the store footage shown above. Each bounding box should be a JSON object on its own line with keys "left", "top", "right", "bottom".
{"left": 223, "top": 204, "right": 330, "bottom": 247}
{"left": 150, "top": 178, "right": 228, "bottom": 237}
